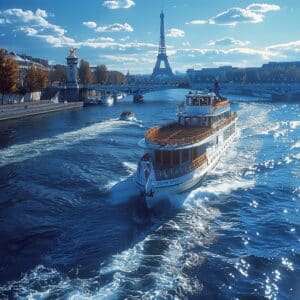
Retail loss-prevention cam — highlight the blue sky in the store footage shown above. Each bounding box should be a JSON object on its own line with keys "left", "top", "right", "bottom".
{"left": 0, "top": 0, "right": 299, "bottom": 73}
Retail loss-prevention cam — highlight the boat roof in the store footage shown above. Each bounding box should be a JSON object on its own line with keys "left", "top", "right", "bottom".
{"left": 145, "top": 114, "right": 236, "bottom": 147}
{"left": 145, "top": 122, "right": 212, "bottom": 147}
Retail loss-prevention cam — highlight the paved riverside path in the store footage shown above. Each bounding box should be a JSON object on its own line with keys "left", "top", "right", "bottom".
{"left": 0, "top": 101, "right": 83, "bottom": 122}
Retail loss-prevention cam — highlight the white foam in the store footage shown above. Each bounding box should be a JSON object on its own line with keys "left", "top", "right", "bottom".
{"left": 290, "top": 121, "right": 300, "bottom": 129}
{"left": 274, "top": 129, "right": 288, "bottom": 139}
{"left": 293, "top": 153, "right": 300, "bottom": 160}
{"left": 180, "top": 178, "right": 254, "bottom": 210}
{"left": 122, "top": 161, "right": 137, "bottom": 174}
{"left": 108, "top": 176, "right": 139, "bottom": 204}
{"left": 0, "top": 119, "right": 123, "bottom": 167}
{"left": 291, "top": 141, "right": 300, "bottom": 150}
{"left": 283, "top": 156, "right": 293, "bottom": 164}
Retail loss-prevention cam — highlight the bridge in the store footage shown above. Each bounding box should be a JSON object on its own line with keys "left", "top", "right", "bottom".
{"left": 80, "top": 82, "right": 187, "bottom": 103}
{"left": 85, "top": 82, "right": 180, "bottom": 94}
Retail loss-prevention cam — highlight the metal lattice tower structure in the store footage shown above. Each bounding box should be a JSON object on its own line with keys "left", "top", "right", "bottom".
{"left": 152, "top": 11, "right": 174, "bottom": 79}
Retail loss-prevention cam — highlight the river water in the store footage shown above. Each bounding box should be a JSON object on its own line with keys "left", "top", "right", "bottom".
{"left": 0, "top": 89, "right": 299, "bottom": 299}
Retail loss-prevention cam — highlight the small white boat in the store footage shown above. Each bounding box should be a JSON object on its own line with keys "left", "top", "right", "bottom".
{"left": 119, "top": 111, "right": 135, "bottom": 121}
{"left": 102, "top": 94, "right": 114, "bottom": 106}
{"left": 116, "top": 93, "right": 124, "bottom": 100}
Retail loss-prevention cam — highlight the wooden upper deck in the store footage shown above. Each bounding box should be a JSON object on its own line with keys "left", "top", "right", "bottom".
{"left": 145, "top": 114, "right": 236, "bottom": 147}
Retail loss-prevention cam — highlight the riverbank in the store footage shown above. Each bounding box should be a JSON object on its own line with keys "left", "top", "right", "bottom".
{"left": 0, "top": 101, "right": 83, "bottom": 122}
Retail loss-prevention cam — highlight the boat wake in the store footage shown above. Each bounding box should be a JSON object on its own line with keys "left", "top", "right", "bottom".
{"left": 2, "top": 100, "right": 294, "bottom": 299}
{"left": 0, "top": 119, "right": 126, "bottom": 167}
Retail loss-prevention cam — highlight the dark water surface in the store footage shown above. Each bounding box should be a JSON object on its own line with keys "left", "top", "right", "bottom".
{"left": 0, "top": 90, "right": 299, "bottom": 299}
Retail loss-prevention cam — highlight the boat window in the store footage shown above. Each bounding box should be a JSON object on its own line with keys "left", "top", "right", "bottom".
{"left": 197, "top": 142, "right": 209, "bottom": 155}
{"left": 162, "top": 151, "right": 171, "bottom": 166}
{"left": 184, "top": 118, "right": 191, "bottom": 126}
{"left": 192, "top": 98, "right": 199, "bottom": 105}
{"left": 155, "top": 151, "right": 161, "bottom": 165}
{"left": 191, "top": 117, "right": 198, "bottom": 126}
{"left": 172, "top": 151, "right": 180, "bottom": 165}
{"left": 192, "top": 147, "right": 198, "bottom": 160}
{"left": 182, "top": 149, "right": 189, "bottom": 163}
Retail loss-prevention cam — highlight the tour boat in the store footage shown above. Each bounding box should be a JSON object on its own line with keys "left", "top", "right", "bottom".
{"left": 136, "top": 86, "right": 237, "bottom": 208}
{"left": 120, "top": 111, "right": 135, "bottom": 121}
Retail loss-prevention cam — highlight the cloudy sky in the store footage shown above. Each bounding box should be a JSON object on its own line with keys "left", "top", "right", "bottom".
{"left": 0, "top": 0, "right": 299, "bottom": 73}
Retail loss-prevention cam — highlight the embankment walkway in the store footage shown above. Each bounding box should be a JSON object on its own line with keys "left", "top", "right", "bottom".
{"left": 0, "top": 101, "right": 83, "bottom": 122}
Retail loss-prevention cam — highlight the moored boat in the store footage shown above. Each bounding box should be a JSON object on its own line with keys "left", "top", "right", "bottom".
{"left": 84, "top": 98, "right": 102, "bottom": 106}
{"left": 136, "top": 86, "right": 238, "bottom": 208}
{"left": 101, "top": 93, "right": 114, "bottom": 106}
{"left": 133, "top": 91, "right": 144, "bottom": 103}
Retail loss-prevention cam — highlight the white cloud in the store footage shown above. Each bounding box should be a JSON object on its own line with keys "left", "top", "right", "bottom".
{"left": 182, "top": 41, "right": 190, "bottom": 47}
{"left": 79, "top": 40, "right": 156, "bottom": 50}
{"left": 100, "top": 54, "right": 155, "bottom": 64}
{"left": 83, "top": 21, "right": 97, "bottom": 28}
{"left": 188, "top": 20, "right": 207, "bottom": 25}
{"left": 95, "top": 22, "right": 133, "bottom": 32}
{"left": 102, "top": 0, "right": 135, "bottom": 9}
{"left": 188, "top": 3, "right": 280, "bottom": 27}
{"left": 19, "top": 27, "right": 76, "bottom": 47}
{"left": 266, "top": 40, "right": 300, "bottom": 59}
{"left": 247, "top": 3, "right": 280, "bottom": 13}
{"left": 19, "top": 27, "right": 38, "bottom": 36}
{"left": 0, "top": 8, "right": 65, "bottom": 35}
{"left": 119, "top": 35, "right": 130, "bottom": 42}
{"left": 0, "top": 8, "right": 79, "bottom": 48}
{"left": 35, "top": 8, "right": 47, "bottom": 18}
{"left": 166, "top": 28, "right": 185, "bottom": 38}
{"left": 86, "top": 37, "right": 115, "bottom": 42}
{"left": 208, "top": 37, "right": 250, "bottom": 47}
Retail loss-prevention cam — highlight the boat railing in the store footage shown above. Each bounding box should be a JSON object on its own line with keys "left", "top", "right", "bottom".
{"left": 155, "top": 153, "right": 208, "bottom": 180}
{"left": 145, "top": 114, "right": 236, "bottom": 147}
{"left": 213, "top": 100, "right": 229, "bottom": 109}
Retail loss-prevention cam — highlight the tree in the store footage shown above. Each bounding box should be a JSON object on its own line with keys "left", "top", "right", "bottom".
{"left": 24, "top": 67, "right": 49, "bottom": 93}
{"left": 94, "top": 64, "right": 108, "bottom": 84}
{"left": 0, "top": 49, "right": 19, "bottom": 104}
{"left": 78, "top": 59, "right": 93, "bottom": 85}
{"left": 106, "top": 71, "right": 125, "bottom": 85}
{"left": 49, "top": 65, "right": 67, "bottom": 85}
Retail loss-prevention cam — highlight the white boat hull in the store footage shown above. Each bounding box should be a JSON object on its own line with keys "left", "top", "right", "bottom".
{"left": 136, "top": 127, "right": 237, "bottom": 208}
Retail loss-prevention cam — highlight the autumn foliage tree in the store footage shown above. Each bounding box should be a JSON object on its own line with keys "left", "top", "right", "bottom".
{"left": 0, "top": 49, "right": 19, "bottom": 104}
{"left": 94, "top": 64, "right": 108, "bottom": 84}
{"left": 78, "top": 59, "right": 93, "bottom": 85}
{"left": 106, "top": 70, "right": 125, "bottom": 85}
{"left": 49, "top": 65, "right": 67, "bottom": 85}
{"left": 24, "top": 67, "right": 49, "bottom": 93}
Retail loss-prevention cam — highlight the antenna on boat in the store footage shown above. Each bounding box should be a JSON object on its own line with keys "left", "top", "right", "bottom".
{"left": 214, "top": 78, "right": 221, "bottom": 97}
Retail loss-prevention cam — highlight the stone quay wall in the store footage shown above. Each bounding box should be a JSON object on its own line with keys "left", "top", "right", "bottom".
{"left": 0, "top": 100, "right": 83, "bottom": 122}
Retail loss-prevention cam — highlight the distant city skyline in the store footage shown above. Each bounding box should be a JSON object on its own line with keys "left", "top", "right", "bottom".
{"left": 0, "top": 0, "right": 299, "bottom": 73}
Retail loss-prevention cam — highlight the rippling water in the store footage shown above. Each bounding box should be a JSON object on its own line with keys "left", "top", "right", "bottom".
{"left": 0, "top": 90, "right": 299, "bottom": 299}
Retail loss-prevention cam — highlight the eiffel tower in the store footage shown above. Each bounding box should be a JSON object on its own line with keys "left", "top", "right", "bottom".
{"left": 152, "top": 11, "right": 174, "bottom": 79}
